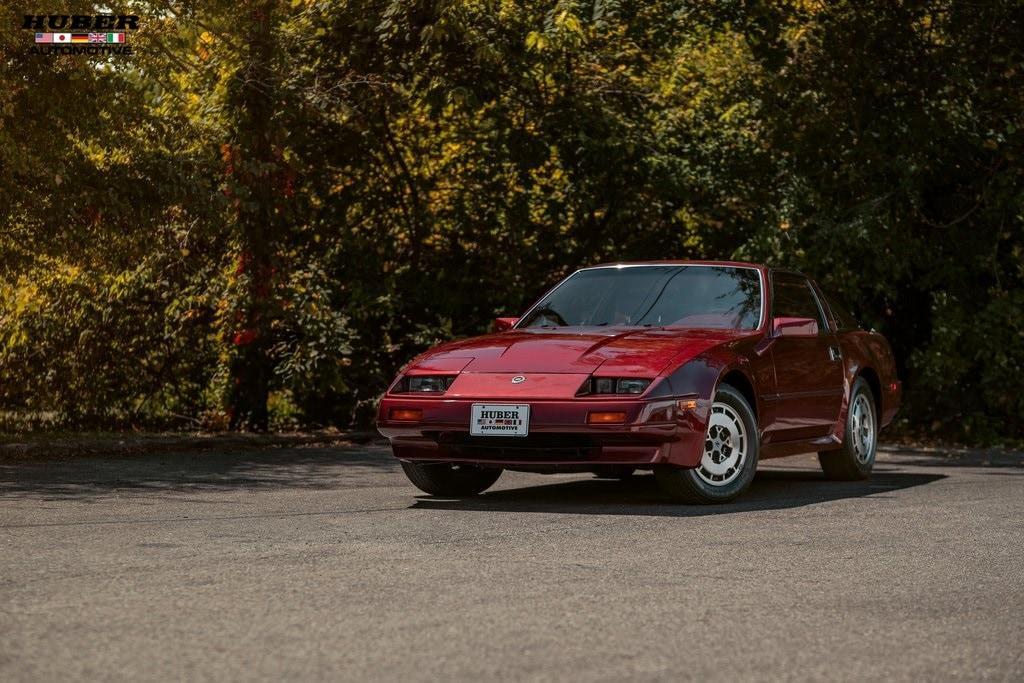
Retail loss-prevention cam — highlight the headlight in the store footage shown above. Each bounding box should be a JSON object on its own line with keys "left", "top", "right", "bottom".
{"left": 615, "top": 378, "right": 651, "bottom": 394}
{"left": 394, "top": 375, "right": 457, "bottom": 393}
{"left": 578, "top": 377, "right": 652, "bottom": 395}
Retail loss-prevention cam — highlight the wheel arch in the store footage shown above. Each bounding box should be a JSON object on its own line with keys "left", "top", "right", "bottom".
{"left": 659, "top": 352, "right": 759, "bottom": 417}
{"left": 717, "top": 368, "right": 758, "bottom": 420}
{"left": 856, "top": 366, "right": 883, "bottom": 416}
{"left": 657, "top": 353, "right": 760, "bottom": 469}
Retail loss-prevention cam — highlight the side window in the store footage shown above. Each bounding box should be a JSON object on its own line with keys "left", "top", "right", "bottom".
{"left": 772, "top": 273, "right": 826, "bottom": 330}
{"left": 821, "top": 291, "right": 861, "bottom": 331}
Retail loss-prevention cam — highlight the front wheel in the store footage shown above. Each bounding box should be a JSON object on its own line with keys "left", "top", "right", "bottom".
{"left": 655, "top": 384, "right": 760, "bottom": 504}
{"left": 400, "top": 461, "right": 502, "bottom": 497}
{"left": 818, "top": 377, "right": 877, "bottom": 480}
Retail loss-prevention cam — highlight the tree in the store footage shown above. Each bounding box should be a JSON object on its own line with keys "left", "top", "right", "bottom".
{"left": 223, "top": 2, "right": 281, "bottom": 430}
{"left": 1, "top": 0, "right": 1022, "bottom": 443}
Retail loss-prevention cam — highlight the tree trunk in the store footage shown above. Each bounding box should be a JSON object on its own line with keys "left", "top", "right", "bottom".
{"left": 227, "top": 1, "right": 276, "bottom": 431}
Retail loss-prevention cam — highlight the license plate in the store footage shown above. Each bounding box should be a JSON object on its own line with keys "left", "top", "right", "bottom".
{"left": 470, "top": 403, "right": 530, "bottom": 437}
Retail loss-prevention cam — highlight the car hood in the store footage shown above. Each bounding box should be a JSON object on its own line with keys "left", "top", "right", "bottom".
{"left": 408, "top": 327, "right": 755, "bottom": 377}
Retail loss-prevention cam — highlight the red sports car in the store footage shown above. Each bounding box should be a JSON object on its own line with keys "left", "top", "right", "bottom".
{"left": 377, "top": 261, "right": 901, "bottom": 503}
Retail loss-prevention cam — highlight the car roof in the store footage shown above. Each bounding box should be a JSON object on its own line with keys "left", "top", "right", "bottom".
{"left": 582, "top": 259, "right": 766, "bottom": 270}
{"left": 582, "top": 261, "right": 814, "bottom": 280}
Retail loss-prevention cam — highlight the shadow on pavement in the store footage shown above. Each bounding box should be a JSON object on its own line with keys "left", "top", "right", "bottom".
{"left": 0, "top": 446, "right": 400, "bottom": 499}
{"left": 878, "top": 447, "right": 1024, "bottom": 470}
{"left": 410, "top": 469, "right": 947, "bottom": 517}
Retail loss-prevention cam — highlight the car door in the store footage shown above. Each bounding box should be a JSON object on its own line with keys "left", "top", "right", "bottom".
{"left": 765, "top": 272, "right": 845, "bottom": 442}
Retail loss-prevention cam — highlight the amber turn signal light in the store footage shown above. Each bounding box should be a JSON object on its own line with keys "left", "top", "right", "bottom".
{"left": 677, "top": 399, "right": 698, "bottom": 411}
{"left": 389, "top": 408, "right": 423, "bottom": 422}
{"left": 587, "top": 411, "right": 627, "bottom": 425}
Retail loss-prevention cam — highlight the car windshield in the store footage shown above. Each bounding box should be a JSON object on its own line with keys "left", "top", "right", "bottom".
{"left": 519, "top": 265, "right": 762, "bottom": 330}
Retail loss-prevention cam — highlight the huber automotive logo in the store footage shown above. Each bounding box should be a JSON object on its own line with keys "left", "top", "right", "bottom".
{"left": 22, "top": 14, "right": 138, "bottom": 55}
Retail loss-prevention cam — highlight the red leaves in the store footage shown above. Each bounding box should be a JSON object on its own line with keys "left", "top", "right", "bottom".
{"left": 233, "top": 328, "right": 258, "bottom": 346}
{"left": 235, "top": 250, "right": 252, "bottom": 275}
{"left": 220, "top": 143, "right": 236, "bottom": 174}
{"left": 82, "top": 206, "right": 101, "bottom": 226}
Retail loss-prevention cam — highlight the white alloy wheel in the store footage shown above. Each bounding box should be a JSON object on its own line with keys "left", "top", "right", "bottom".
{"left": 695, "top": 401, "right": 748, "bottom": 486}
{"left": 850, "top": 392, "right": 876, "bottom": 464}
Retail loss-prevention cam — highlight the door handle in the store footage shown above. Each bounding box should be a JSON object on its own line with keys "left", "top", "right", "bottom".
{"left": 827, "top": 345, "right": 842, "bottom": 362}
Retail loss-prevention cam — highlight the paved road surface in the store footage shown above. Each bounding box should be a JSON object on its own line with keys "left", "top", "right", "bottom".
{"left": 2, "top": 445, "right": 1022, "bottom": 681}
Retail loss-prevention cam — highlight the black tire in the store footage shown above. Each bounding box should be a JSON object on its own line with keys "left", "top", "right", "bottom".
{"left": 654, "top": 384, "right": 759, "bottom": 504}
{"left": 818, "top": 377, "right": 877, "bottom": 480}
{"left": 400, "top": 461, "right": 502, "bottom": 497}
{"left": 592, "top": 466, "right": 636, "bottom": 480}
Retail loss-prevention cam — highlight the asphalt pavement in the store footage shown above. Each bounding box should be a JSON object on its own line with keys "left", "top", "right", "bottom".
{"left": 1, "top": 443, "right": 1022, "bottom": 681}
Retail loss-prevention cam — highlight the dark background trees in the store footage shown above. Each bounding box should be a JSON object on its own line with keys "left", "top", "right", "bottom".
{"left": 2, "top": 1, "right": 1021, "bottom": 443}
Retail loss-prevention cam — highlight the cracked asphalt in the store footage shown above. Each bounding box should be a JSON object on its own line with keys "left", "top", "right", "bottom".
{"left": 1, "top": 444, "right": 1022, "bottom": 681}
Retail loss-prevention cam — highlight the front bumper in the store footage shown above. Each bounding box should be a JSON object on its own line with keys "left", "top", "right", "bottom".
{"left": 376, "top": 396, "right": 708, "bottom": 469}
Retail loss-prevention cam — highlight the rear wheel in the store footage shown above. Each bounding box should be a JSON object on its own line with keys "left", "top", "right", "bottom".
{"left": 818, "top": 377, "right": 877, "bottom": 480}
{"left": 655, "top": 384, "right": 759, "bottom": 504}
{"left": 400, "top": 461, "right": 502, "bottom": 497}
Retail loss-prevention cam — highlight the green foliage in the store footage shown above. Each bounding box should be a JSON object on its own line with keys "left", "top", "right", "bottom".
{"left": 0, "top": 250, "right": 221, "bottom": 427}
{"left": 0, "top": 1, "right": 1022, "bottom": 442}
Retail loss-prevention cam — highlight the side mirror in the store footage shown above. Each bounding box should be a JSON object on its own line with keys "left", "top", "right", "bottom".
{"left": 773, "top": 316, "right": 819, "bottom": 337}
{"left": 493, "top": 317, "right": 519, "bottom": 332}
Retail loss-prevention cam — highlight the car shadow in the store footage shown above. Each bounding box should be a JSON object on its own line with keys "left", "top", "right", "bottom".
{"left": 409, "top": 468, "right": 946, "bottom": 518}
{"left": 0, "top": 445, "right": 400, "bottom": 500}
